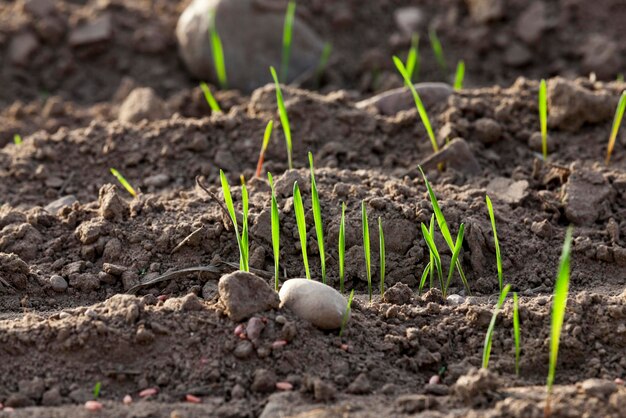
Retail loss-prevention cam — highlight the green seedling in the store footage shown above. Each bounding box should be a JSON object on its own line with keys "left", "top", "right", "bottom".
{"left": 405, "top": 33, "right": 420, "bottom": 82}
{"left": 378, "top": 217, "right": 386, "bottom": 297}
{"left": 446, "top": 223, "right": 465, "bottom": 292}
{"left": 418, "top": 214, "right": 436, "bottom": 294}
{"left": 419, "top": 166, "right": 470, "bottom": 294}
{"left": 421, "top": 222, "right": 443, "bottom": 292}
{"left": 339, "top": 289, "right": 355, "bottom": 337}
{"left": 605, "top": 90, "right": 626, "bottom": 164}
{"left": 546, "top": 227, "right": 573, "bottom": 413}
{"left": 268, "top": 173, "right": 280, "bottom": 290}
{"left": 539, "top": 79, "right": 548, "bottom": 160}
{"left": 293, "top": 181, "right": 310, "bottom": 279}
{"left": 13, "top": 134, "right": 22, "bottom": 145}
{"left": 429, "top": 29, "right": 447, "bottom": 73}
{"left": 338, "top": 202, "right": 346, "bottom": 294}
{"left": 362, "top": 201, "right": 372, "bottom": 301}
{"left": 209, "top": 11, "right": 227, "bottom": 89}
{"left": 485, "top": 195, "right": 503, "bottom": 293}
{"left": 280, "top": 0, "right": 296, "bottom": 82}
{"left": 308, "top": 152, "right": 326, "bottom": 284}
{"left": 315, "top": 42, "right": 332, "bottom": 88}
{"left": 393, "top": 56, "right": 439, "bottom": 154}
{"left": 255, "top": 121, "right": 274, "bottom": 177}
{"left": 513, "top": 292, "right": 521, "bottom": 376}
{"left": 454, "top": 60, "right": 465, "bottom": 90}
{"left": 199, "top": 82, "right": 222, "bottom": 113}
{"left": 93, "top": 381, "right": 102, "bottom": 399}
{"left": 241, "top": 181, "right": 250, "bottom": 272}
{"left": 270, "top": 66, "right": 293, "bottom": 169}
{"left": 220, "top": 170, "right": 249, "bottom": 272}
{"left": 110, "top": 168, "right": 137, "bottom": 197}
{"left": 482, "top": 284, "right": 511, "bottom": 369}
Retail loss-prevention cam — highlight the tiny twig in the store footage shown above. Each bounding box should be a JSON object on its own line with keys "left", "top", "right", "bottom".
{"left": 126, "top": 266, "right": 223, "bottom": 294}
{"left": 170, "top": 225, "right": 205, "bottom": 255}
{"left": 195, "top": 176, "right": 242, "bottom": 224}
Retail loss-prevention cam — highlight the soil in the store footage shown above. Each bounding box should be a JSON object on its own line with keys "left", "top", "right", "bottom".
{"left": 1, "top": 1, "right": 626, "bottom": 417}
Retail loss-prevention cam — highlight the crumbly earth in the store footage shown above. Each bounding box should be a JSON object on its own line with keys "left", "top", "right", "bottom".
{"left": 1, "top": 1, "right": 626, "bottom": 417}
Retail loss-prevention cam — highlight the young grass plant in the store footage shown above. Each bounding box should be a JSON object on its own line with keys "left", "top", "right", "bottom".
{"left": 418, "top": 214, "right": 436, "bottom": 294}
{"left": 255, "top": 121, "right": 274, "bottom": 177}
{"left": 454, "top": 60, "right": 465, "bottom": 91}
{"left": 393, "top": 56, "right": 439, "bottom": 154}
{"left": 513, "top": 292, "right": 521, "bottom": 376}
{"left": 293, "top": 181, "right": 310, "bottom": 279}
{"left": 268, "top": 173, "right": 280, "bottom": 290}
{"left": 428, "top": 29, "right": 447, "bottom": 74}
{"left": 220, "top": 170, "right": 249, "bottom": 272}
{"left": 378, "top": 217, "right": 385, "bottom": 297}
{"left": 93, "top": 382, "right": 102, "bottom": 399}
{"left": 339, "top": 289, "right": 355, "bottom": 338}
{"left": 362, "top": 201, "right": 372, "bottom": 301}
{"left": 405, "top": 33, "right": 420, "bottom": 82}
{"left": 419, "top": 167, "right": 470, "bottom": 294}
{"left": 209, "top": 11, "right": 227, "bottom": 89}
{"left": 13, "top": 134, "right": 22, "bottom": 145}
{"left": 546, "top": 227, "right": 573, "bottom": 412}
{"left": 110, "top": 168, "right": 137, "bottom": 197}
{"left": 485, "top": 195, "right": 503, "bottom": 293}
{"left": 308, "top": 152, "right": 326, "bottom": 284}
{"left": 605, "top": 90, "right": 626, "bottom": 164}
{"left": 199, "top": 82, "right": 222, "bottom": 113}
{"left": 270, "top": 66, "right": 293, "bottom": 169}
{"left": 482, "top": 284, "right": 511, "bottom": 369}
{"left": 539, "top": 79, "right": 548, "bottom": 160}
{"left": 338, "top": 202, "right": 346, "bottom": 294}
{"left": 280, "top": 0, "right": 296, "bottom": 82}
{"left": 420, "top": 222, "right": 443, "bottom": 293}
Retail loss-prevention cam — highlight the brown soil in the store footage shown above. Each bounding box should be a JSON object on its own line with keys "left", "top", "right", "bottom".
{"left": 1, "top": 1, "right": 626, "bottom": 417}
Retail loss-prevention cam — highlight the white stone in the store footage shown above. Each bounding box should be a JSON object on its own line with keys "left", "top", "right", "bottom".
{"left": 279, "top": 279, "right": 348, "bottom": 330}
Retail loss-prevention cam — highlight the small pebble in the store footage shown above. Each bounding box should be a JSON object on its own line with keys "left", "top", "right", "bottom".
{"left": 276, "top": 382, "right": 293, "bottom": 391}
{"left": 49, "top": 275, "right": 68, "bottom": 293}
{"left": 616, "top": 378, "right": 625, "bottom": 386}
{"left": 234, "top": 324, "right": 245, "bottom": 337}
{"left": 246, "top": 317, "right": 265, "bottom": 341}
{"left": 275, "top": 315, "right": 287, "bottom": 324}
{"left": 123, "top": 395, "right": 132, "bottom": 405}
{"left": 272, "top": 340, "right": 288, "bottom": 349}
{"left": 429, "top": 375, "right": 440, "bottom": 385}
{"left": 340, "top": 344, "right": 349, "bottom": 351}
{"left": 85, "top": 400, "right": 103, "bottom": 411}
{"left": 185, "top": 394, "right": 202, "bottom": 403}
{"left": 279, "top": 279, "right": 348, "bottom": 329}
{"left": 139, "top": 387, "right": 159, "bottom": 398}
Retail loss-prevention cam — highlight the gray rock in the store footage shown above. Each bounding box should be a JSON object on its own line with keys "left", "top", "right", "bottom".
{"left": 8, "top": 32, "right": 39, "bottom": 66}
{"left": 69, "top": 14, "right": 112, "bottom": 47}
{"left": 447, "top": 294, "right": 465, "bottom": 305}
{"left": 383, "top": 282, "right": 413, "bottom": 305}
{"left": 49, "top": 275, "right": 68, "bottom": 293}
{"left": 515, "top": 1, "right": 546, "bottom": 44}
{"left": 176, "top": 0, "right": 324, "bottom": 92}
{"left": 355, "top": 82, "right": 453, "bottom": 116}
{"left": 487, "top": 177, "right": 529, "bottom": 205}
{"left": 563, "top": 166, "right": 612, "bottom": 225}
{"left": 313, "top": 378, "right": 336, "bottom": 402}
{"left": 18, "top": 377, "right": 45, "bottom": 400}
{"left": 98, "top": 184, "right": 129, "bottom": 221}
{"left": 233, "top": 340, "right": 254, "bottom": 359}
{"left": 41, "top": 387, "right": 62, "bottom": 406}
{"left": 473, "top": 118, "right": 501, "bottom": 144}
{"left": 466, "top": 0, "right": 503, "bottom": 24}
{"left": 44, "top": 195, "right": 78, "bottom": 214}
{"left": 23, "top": 0, "right": 56, "bottom": 18}
{"left": 251, "top": 369, "right": 276, "bottom": 393}
{"left": 581, "top": 34, "right": 622, "bottom": 80}
{"left": 453, "top": 368, "right": 500, "bottom": 406}
{"left": 279, "top": 279, "right": 348, "bottom": 330}
{"left": 531, "top": 219, "right": 553, "bottom": 238}
{"left": 394, "top": 7, "right": 424, "bottom": 37}
{"left": 418, "top": 138, "right": 481, "bottom": 176}
{"left": 218, "top": 271, "right": 280, "bottom": 322}
{"left": 346, "top": 373, "right": 371, "bottom": 394}
{"left": 119, "top": 87, "right": 166, "bottom": 123}
{"left": 580, "top": 378, "right": 617, "bottom": 398}
{"left": 246, "top": 317, "right": 265, "bottom": 343}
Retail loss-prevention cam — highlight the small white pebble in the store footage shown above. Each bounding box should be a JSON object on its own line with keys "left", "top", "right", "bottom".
{"left": 139, "top": 387, "right": 158, "bottom": 398}
{"left": 429, "top": 375, "right": 440, "bottom": 385}
{"left": 123, "top": 395, "right": 132, "bottom": 405}
{"left": 276, "top": 382, "right": 293, "bottom": 391}
{"left": 272, "top": 340, "right": 288, "bottom": 349}
{"left": 85, "top": 400, "right": 103, "bottom": 411}
{"left": 186, "top": 394, "right": 202, "bottom": 403}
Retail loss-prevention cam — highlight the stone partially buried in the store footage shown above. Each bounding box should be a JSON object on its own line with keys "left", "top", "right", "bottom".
{"left": 218, "top": 271, "right": 280, "bottom": 322}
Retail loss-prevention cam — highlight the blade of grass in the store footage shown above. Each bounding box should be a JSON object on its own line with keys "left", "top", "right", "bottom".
{"left": 339, "top": 202, "right": 346, "bottom": 294}
{"left": 241, "top": 182, "right": 250, "bottom": 272}
{"left": 309, "top": 152, "right": 326, "bottom": 284}
{"left": 339, "top": 289, "right": 355, "bottom": 337}
{"left": 605, "top": 90, "right": 626, "bottom": 164}
{"left": 209, "top": 11, "right": 227, "bottom": 89}
{"left": 199, "top": 82, "right": 222, "bottom": 113}
{"left": 445, "top": 223, "right": 465, "bottom": 293}
{"left": 393, "top": 56, "right": 439, "bottom": 153}
{"left": 93, "top": 382, "right": 102, "bottom": 399}
{"left": 270, "top": 66, "right": 293, "bottom": 169}
{"left": 13, "top": 134, "right": 22, "bottom": 145}
{"left": 362, "top": 201, "right": 372, "bottom": 301}
{"left": 220, "top": 170, "right": 245, "bottom": 271}
{"left": 110, "top": 168, "right": 137, "bottom": 197}
{"left": 486, "top": 195, "right": 503, "bottom": 293}
{"left": 379, "top": 217, "right": 386, "bottom": 297}
{"left": 454, "top": 60, "right": 465, "bottom": 91}
{"left": 315, "top": 42, "right": 332, "bottom": 88}
{"left": 421, "top": 223, "right": 443, "bottom": 293}
{"left": 513, "top": 291, "right": 521, "bottom": 376}
{"left": 429, "top": 214, "right": 435, "bottom": 288}
{"left": 255, "top": 121, "right": 274, "bottom": 177}
{"left": 418, "top": 261, "right": 431, "bottom": 294}
{"left": 268, "top": 173, "right": 280, "bottom": 290}
{"left": 539, "top": 79, "right": 548, "bottom": 160}
{"left": 405, "top": 33, "right": 420, "bottom": 82}
{"left": 482, "top": 284, "right": 511, "bottom": 369}
{"left": 429, "top": 29, "right": 447, "bottom": 73}
{"left": 293, "top": 181, "right": 310, "bottom": 279}
{"left": 280, "top": 0, "right": 296, "bottom": 82}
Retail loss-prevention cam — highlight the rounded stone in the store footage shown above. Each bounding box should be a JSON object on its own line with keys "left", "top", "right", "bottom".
{"left": 49, "top": 275, "right": 68, "bottom": 293}
{"left": 278, "top": 279, "right": 348, "bottom": 330}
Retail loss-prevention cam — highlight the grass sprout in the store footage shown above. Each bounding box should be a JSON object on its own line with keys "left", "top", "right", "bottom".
{"left": 270, "top": 66, "right": 293, "bottom": 169}
{"left": 546, "top": 227, "right": 573, "bottom": 399}
{"left": 293, "top": 181, "right": 310, "bottom": 279}
{"left": 418, "top": 215, "right": 436, "bottom": 294}
{"left": 513, "top": 292, "right": 521, "bottom": 376}
{"left": 308, "top": 152, "right": 326, "bottom": 284}
{"left": 339, "top": 202, "right": 346, "bottom": 294}
{"left": 539, "top": 79, "right": 548, "bottom": 160}
{"left": 280, "top": 0, "right": 296, "bottom": 82}
{"left": 393, "top": 56, "right": 439, "bottom": 153}
{"left": 454, "top": 60, "right": 465, "bottom": 90}
{"left": 93, "top": 382, "right": 102, "bottom": 399}
{"left": 428, "top": 29, "right": 447, "bottom": 73}
{"left": 482, "top": 284, "right": 511, "bottom": 369}
{"left": 110, "top": 168, "right": 137, "bottom": 197}
{"left": 405, "top": 33, "right": 420, "bottom": 82}
{"left": 209, "top": 11, "right": 227, "bottom": 89}
{"left": 255, "top": 121, "right": 274, "bottom": 177}
{"left": 379, "top": 217, "right": 386, "bottom": 297}
{"left": 420, "top": 222, "right": 443, "bottom": 293}
{"left": 605, "top": 90, "right": 626, "bottom": 164}
{"left": 419, "top": 166, "right": 470, "bottom": 294}
{"left": 362, "top": 201, "right": 372, "bottom": 301}
{"left": 268, "top": 172, "right": 280, "bottom": 290}
{"left": 199, "top": 82, "right": 222, "bottom": 113}
{"left": 315, "top": 42, "right": 332, "bottom": 87}
{"left": 220, "top": 170, "right": 249, "bottom": 272}
{"left": 339, "top": 289, "right": 355, "bottom": 337}
{"left": 446, "top": 223, "right": 465, "bottom": 292}
{"left": 13, "top": 134, "right": 22, "bottom": 145}
{"left": 485, "top": 195, "right": 503, "bottom": 293}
